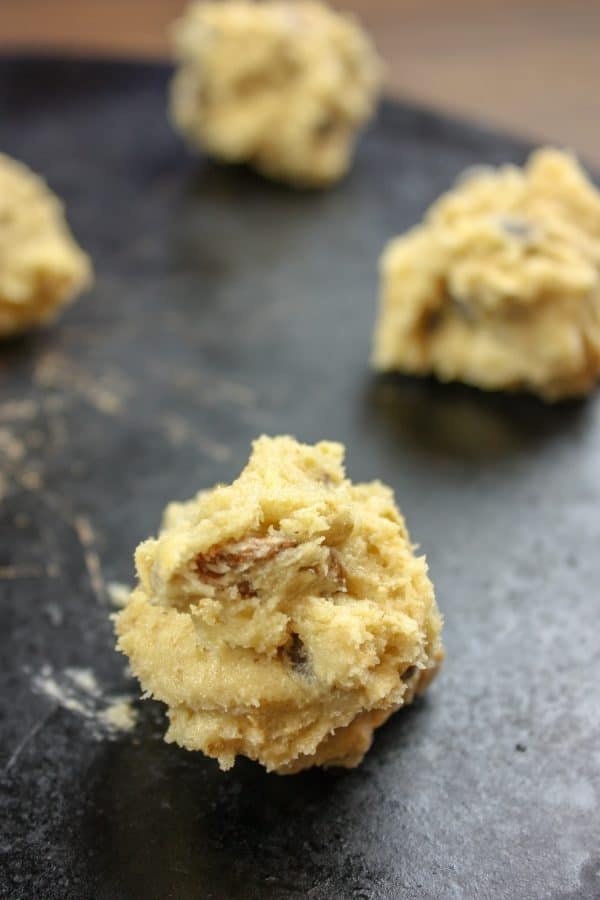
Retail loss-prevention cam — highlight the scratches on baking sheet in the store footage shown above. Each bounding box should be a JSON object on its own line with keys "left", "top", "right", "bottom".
{"left": 19, "top": 468, "right": 43, "bottom": 491}
{"left": 0, "top": 399, "right": 38, "bottom": 423}
{"left": 155, "top": 364, "right": 259, "bottom": 411}
{"left": 0, "top": 564, "right": 37, "bottom": 579}
{"left": 0, "top": 412, "right": 47, "bottom": 499}
{"left": 33, "top": 350, "right": 132, "bottom": 416}
{"left": 197, "top": 377, "right": 257, "bottom": 410}
{"left": 161, "top": 412, "right": 189, "bottom": 448}
{"left": 160, "top": 412, "right": 232, "bottom": 461}
{"left": 3, "top": 491, "right": 105, "bottom": 599}
{"left": 41, "top": 396, "right": 69, "bottom": 452}
{"left": 3, "top": 707, "right": 56, "bottom": 775}
{"left": 0, "top": 426, "right": 26, "bottom": 462}
{"left": 0, "top": 426, "right": 31, "bottom": 500}
{"left": 194, "top": 433, "right": 232, "bottom": 462}
{"left": 73, "top": 514, "right": 106, "bottom": 604}
{"left": 0, "top": 564, "right": 46, "bottom": 579}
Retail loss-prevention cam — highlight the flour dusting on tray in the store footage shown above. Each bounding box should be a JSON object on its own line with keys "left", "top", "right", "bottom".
{"left": 31, "top": 665, "right": 137, "bottom": 739}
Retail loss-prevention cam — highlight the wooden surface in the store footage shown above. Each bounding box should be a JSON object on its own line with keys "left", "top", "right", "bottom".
{"left": 1, "top": 0, "right": 600, "bottom": 163}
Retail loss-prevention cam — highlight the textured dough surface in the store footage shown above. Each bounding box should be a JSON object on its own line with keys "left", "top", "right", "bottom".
{"left": 169, "top": 0, "right": 381, "bottom": 186}
{"left": 373, "top": 148, "right": 600, "bottom": 400}
{"left": 0, "top": 153, "right": 92, "bottom": 337}
{"left": 115, "top": 436, "right": 443, "bottom": 773}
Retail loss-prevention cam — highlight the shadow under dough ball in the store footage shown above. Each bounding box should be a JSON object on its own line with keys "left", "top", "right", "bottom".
{"left": 169, "top": 1, "right": 382, "bottom": 187}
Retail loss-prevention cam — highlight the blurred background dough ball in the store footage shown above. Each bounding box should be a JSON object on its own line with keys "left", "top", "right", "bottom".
{"left": 169, "top": 0, "right": 382, "bottom": 187}
{"left": 373, "top": 149, "right": 600, "bottom": 400}
{"left": 0, "top": 153, "right": 92, "bottom": 337}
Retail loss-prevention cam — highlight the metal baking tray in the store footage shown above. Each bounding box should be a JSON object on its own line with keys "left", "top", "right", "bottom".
{"left": 1, "top": 57, "right": 598, "bottom": 899}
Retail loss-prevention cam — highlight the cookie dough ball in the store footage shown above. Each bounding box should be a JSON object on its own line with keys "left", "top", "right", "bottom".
{"left": 115, "top": 436, "right": 443, "bottom": 773}
{"left": 169, "top": 1, "right": 382, "bottom": 187}
{"left": 0, "top": 153, "right": 92, "bottom": 337}
{"left": 373, "top": 148, "right": 600, "bottom": 400}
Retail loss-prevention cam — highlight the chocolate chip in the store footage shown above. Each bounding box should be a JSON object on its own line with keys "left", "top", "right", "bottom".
{"left": 401, "top": 666, "right": 417, "bottom": 682}
{"left": 420, "top": 307, "right": 445, "bottom": 334}
{"left": 288, "top": 632, "right": 306, "bottom": 666}
{"left": 314, "top": 116, "right": 338, "bottom": 140}
{"left": 283, "top": 632, "right": 312, "bottom": 677}
{"left": 237, "top": 580, "right": 257, "bottom": 598}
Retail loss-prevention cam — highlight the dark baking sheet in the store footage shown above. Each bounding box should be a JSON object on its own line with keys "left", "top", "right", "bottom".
{"left": 1, "top": 57, "right": 599, "bottom": 900}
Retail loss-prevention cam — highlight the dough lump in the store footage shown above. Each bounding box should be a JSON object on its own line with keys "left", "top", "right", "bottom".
{"left": 373, "top": 148, "right": 600, "bottom": 400}
{"left": 0, "top": 153, "right": 92, "bottom": 337}
{"left": 115, "top": 436, "right": 443, "bottom": 773}
{"left": 169, "top": 1, "right": 382, "bottom": 187}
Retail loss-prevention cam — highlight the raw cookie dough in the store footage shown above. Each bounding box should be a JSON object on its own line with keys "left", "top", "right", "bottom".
{"left": 373, "top": 148, "right": 600, "bottom": 400}
{"left": 0, "top": 153, "right": 92, "bottom": 337}
{"left": 169, "top": 1, "right": 382, "bottom": 187}
{"left": 115, "top": 436, "right": 443, "bottom": 773}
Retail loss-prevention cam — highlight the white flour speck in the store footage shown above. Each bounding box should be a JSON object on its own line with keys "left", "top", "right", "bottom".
{"left": 108, "top": 582, "right": 131, "bottom": 608}
{"left": 45, "top": 603, "right": 64, "bottom": 626}
{"left": 99, "top": 701, "right": 138, "bottom": 732}
{"left": 31, "top": 665, "right": 137, "bottom": 739}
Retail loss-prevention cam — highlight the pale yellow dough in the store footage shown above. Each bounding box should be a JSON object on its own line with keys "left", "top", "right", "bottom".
{"left": 115, "top": 436, "right": 443, "bottom": 773}
{"left": 169, "top": 1, "right": 382, "bottom": 187}
{"left": 373, "top": 148, "right": 600, "bottom": 400}
{"left": 0, "top": 153, "right": 92, "bottom": 337}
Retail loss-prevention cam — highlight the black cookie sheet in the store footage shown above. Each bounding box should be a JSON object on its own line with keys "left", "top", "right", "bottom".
{"left": 0, "top": 57, "right": 598, "bottom": 900}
